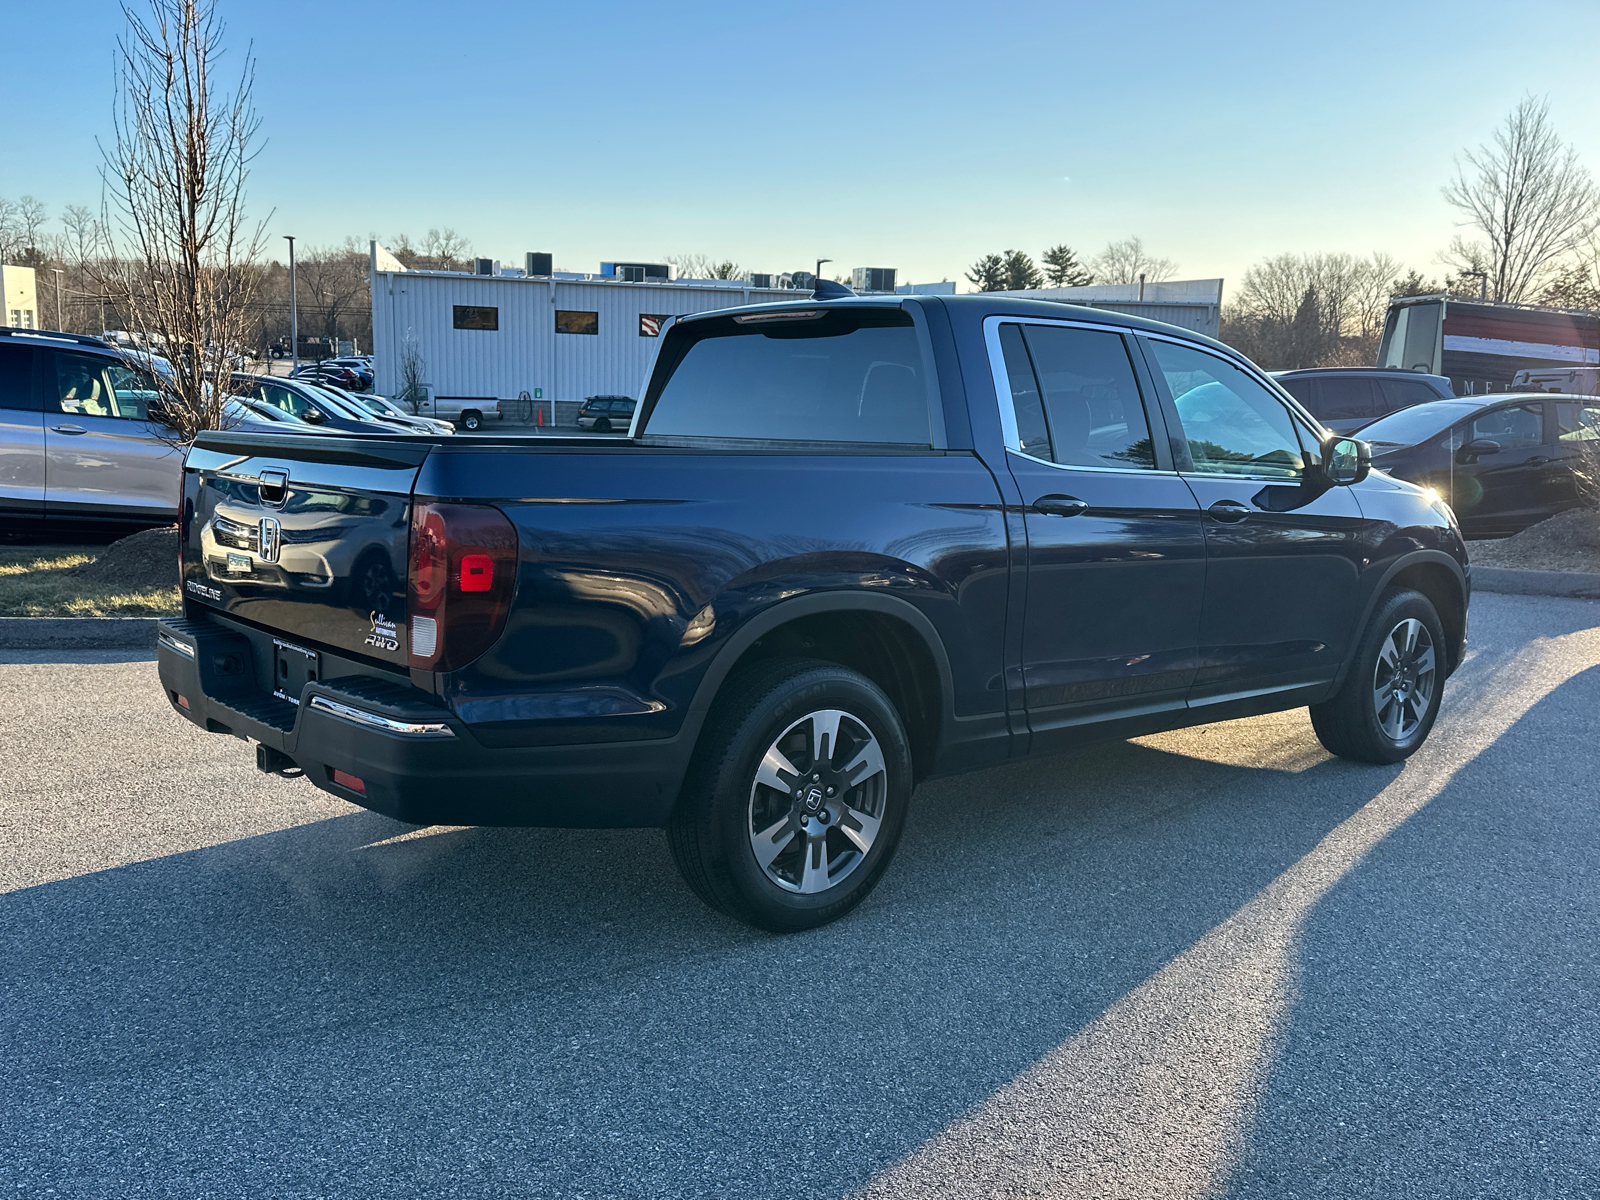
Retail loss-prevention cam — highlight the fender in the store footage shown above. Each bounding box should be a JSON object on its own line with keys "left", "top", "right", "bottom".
{"left": 1330, "top": 548, "right": 1469, "bottom": 690}
{"left": 677, "top": 588, "right": 959, "bottom": 753}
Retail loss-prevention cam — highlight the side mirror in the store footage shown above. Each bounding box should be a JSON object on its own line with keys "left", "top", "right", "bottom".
{"left": 1321, "top": 435, "right": 1371, "bottom": 486}
{"left": 302, "top": 408, "right": 326, "bottom": 425}
{"left": 1456, "top": 437, "right": 1500, "bottom": 464}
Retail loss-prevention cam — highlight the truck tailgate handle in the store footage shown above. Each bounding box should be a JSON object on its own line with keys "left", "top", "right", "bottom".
{"left": 1032, "top": 495, "right": 1089, "bottom": 517}
{"left": 258, "top": 469, "right": 288, "bottom": 507}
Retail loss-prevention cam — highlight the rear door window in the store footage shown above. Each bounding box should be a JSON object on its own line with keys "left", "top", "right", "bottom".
{"left": 1316, "top": 377, "right": 1377, "bottom": 422}
{"left": 1379, "top": 378, "right": 1442, "bottom": 414}
{"left": 643, "top": 307, "right": 930, "bottom": 444}
{"left": 1556, "top": 401, "right": 1600, "bottom": 442}
{"left": 1000, "top": 323, "right": 1157, "bottom": 468}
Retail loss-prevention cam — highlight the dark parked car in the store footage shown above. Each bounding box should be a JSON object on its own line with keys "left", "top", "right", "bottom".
{"left": 1272, "top": 368, "right": 1454, "bottom": 435}
{"left": 576, "top": 395, "right": 636, "bottom": 432}
{"left": 158, "top": 296, "right": 1469, "bottom": 931}
{"left": 1364, "top": 393, "right": 1600, "bottom": 537}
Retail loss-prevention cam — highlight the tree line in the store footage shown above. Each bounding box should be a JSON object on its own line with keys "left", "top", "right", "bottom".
{"left": 964, "top": 237, "right": 1177, "bottom": 292}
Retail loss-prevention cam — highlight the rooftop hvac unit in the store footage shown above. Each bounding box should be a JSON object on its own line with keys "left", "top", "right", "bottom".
{"left": 603, "top": 261, "right": 674, "bottom": 283}
{"left": 749, "top": 273, "right": 773, "bottom": 289}
{"left": 474, "top": 258, "right": 495, "bottom": 276}
{"left": 851, "top": 267, "right": 897, "bottom": 293}
{"left": 526, "top": 252, "right": 553, "bottom": 277}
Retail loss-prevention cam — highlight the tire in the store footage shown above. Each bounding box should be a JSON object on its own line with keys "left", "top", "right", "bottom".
{"left": 1310, "top": 588, "right": 1447, "bottom": 765}
{"left": 460, "top": 411, "right": 482, "bottom": 431}
{"left": 594, "top": 418, "right": 612, "bottom": 432}
{"left": 668, "top": 658, "right": 913, "bottom": 932}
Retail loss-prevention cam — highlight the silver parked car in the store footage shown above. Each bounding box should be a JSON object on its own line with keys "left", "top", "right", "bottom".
{"left": 0, "top": 328, "right": 322, "bottom": 538}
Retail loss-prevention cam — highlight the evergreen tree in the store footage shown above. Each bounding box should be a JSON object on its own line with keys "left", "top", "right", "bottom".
{"left": 1002, "top": 249, "right": 1043, "bottom": 290}
{"left": 965, "top": 253, "right": 1008, "bottom": 291}
{"left": 1041, "top": 244, "right": 1094, "bottom": 287}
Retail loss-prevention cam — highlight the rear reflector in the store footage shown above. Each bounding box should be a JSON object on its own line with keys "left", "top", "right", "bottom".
{"left": 459, "top": 553, "right": 493, "bottom": 592}
{"left": 331, "top": 768, "right": 366, "bottom": 794}
{"left": 177, "top": 694, "right": 190, "bottom": 710}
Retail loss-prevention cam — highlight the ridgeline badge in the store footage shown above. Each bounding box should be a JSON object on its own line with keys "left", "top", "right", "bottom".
{"left": 365, "top": 611, "right": 400, "bottom": 653}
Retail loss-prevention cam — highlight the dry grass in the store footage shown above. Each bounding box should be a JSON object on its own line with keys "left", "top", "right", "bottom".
{"left": 0, "top": 545, "right": 181, "bottom": 617}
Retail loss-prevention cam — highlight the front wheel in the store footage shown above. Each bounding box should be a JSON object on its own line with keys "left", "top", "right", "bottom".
{"left": 669, "top": 659, "right": 912, "bottom": 932}
{"left": 1310, "top": 588, "right": 1446, "bottom": 765}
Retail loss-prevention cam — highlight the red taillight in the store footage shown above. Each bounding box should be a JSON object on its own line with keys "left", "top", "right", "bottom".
{"left": 407, "top": 501, "right": 518, "bottom": 672}
{"left": 331, "top": 769, "right": 366, "bottom": 794}
{"left": 459, "top": 553, "right": 493, "bottom": 592}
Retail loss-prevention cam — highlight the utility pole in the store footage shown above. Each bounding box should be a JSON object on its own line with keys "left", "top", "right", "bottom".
{"left": 51, "top": 268, "right": 63, "bottom": 332}
{"left": 285, "top": 235, "right": 298, "bottom": 373}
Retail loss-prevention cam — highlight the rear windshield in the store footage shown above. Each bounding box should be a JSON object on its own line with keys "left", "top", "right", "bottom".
{"left": 642, "top": 307, "right": 930, "bottom": 444}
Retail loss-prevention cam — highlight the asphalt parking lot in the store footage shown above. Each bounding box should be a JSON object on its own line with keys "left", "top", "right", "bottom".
{"left": 2, "top": 592, "right": 1598, "bottom": 1199}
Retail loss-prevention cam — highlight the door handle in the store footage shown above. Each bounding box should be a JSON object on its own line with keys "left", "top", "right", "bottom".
{"left": 51, "top": 424, "right": 88, "bottom": 435}
{"left": 1032, "top": 495, "right": 1089, "bottom": 517}
{"left": 1207, "top": 499, "right": 1252, "bottom": 523}
{"left": 1525, "top": 455, "right": 1550, "bottom": 465}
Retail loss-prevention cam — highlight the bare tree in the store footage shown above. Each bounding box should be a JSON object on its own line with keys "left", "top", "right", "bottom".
{"left": 1090, "top": 237, "right": 1177, "bottom": 285}
{"left": 420, "top": 227, "right": 471, "bottom": 270}
{"left": 396, "top": 330, "right": 427, "bottom": 413}
{"left": 1222, "top": 251, "right": 1403, "bottom": 368}
{"left": 91, "top": 0, "right": 268, "bottom": 442}
{"left": 294, "top": 239, "right": 371, "bottom": 340}
{"left": 0, "top": 195, "right": 50, "bottom": 264}
{"left": 1441, "top": 95, "right": 1600, "bottom": 304}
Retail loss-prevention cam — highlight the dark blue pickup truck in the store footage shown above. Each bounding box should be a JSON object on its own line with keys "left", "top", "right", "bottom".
{"left": 158, "top": 295, "right": 1470, "bottom": 930}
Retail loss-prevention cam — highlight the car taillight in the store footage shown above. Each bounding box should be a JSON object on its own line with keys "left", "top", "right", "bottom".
{"left": 408, "top": 501, "right": 518, "bottom": 672}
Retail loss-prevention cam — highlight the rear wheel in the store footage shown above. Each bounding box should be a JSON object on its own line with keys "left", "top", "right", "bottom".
{"left": 460, "top": 411, "right": 482, "bottom": 431}
{"left": 1310, "top": 588, "right": 1446, "bottom": 764}
{"left": 669, "top": 659, "right": 912, "bottom": 931}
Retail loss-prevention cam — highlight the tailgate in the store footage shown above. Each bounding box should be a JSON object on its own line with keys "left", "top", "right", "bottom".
{"left": 180, "top": 431, "right": 432, "bottom": 667}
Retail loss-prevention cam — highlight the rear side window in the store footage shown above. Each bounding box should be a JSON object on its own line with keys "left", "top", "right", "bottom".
{"left": 1316, "top": 376, "right": 1377, "bottom": 421}
{"left": 643, "top": 308, "right": 930, "bottom": 444}
{"left": 1380, "top": 378, "right": 1443, "bottom": 413}
{"left": 1276, "top": 377, "right": 1318, "bottom": 410}
{"left": 1000, "top": 323, "right": 1156, "bottom": 468}
{"left": 0, "top": 344, "right": 36, "bottom": 411}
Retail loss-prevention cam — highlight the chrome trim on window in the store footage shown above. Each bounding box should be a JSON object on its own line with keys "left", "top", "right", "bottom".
{"left": 157, "top": 631, "right": 195, "bottom": 658}
{"left": 307, "top": 695, "right": 456, "bottom": 738}
{"left": 981, "top": 314, "right": 1169, "bottom": 473}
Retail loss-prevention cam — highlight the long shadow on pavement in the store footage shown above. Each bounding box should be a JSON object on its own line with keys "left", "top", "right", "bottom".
{"left": 1224, "top": 664, "right": 1600, "bottom": 1198}
{"left": 2, "top": 716, "right": 1403, "bottom": 1199}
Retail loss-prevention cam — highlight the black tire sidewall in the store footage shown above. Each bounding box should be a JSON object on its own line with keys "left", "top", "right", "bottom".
{"left": 704, "top": 666, "right": 912, "bottom": 930}
{"left": 1352, "top": 591, "right": 1448, "bottom": 758}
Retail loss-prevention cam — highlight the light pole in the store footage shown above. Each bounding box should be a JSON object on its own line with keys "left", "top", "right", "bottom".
{"left": 815, "top": 258, "right": 832, "bottom": 285}
{"left": 285, "top": 235, "right": 298, "bottom": 373}
{"left": 51, "top": 268, "right": 63, "bottom": 332}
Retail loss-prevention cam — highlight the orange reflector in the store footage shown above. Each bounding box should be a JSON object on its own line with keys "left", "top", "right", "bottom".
{"left": 177, "top": 694, "right": 190, "bottom": 710}
{"left": 458, "top": 552, "right": 493, "bottom": 592}
{"left": 332, "top": 769, "right": 366, "bottom": 794}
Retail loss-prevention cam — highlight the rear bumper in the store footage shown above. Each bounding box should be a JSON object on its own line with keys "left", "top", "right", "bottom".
{"left": 156, "top": 616, "right": 688, "bottom": 828}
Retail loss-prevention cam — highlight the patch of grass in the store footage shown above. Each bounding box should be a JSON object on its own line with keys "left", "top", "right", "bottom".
{"left": 0, "top": 545, "right": 181, "bottom": 617}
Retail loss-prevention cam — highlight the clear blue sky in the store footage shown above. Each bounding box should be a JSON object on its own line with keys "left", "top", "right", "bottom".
{"left": 7, "top": 0, "right": 1599, "bottom": 288}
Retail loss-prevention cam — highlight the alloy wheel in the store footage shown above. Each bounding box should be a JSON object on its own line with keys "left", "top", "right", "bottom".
{"left": 747, "top": 708, "right": 888, "bottom": 894}
{"left": 1371, "top": 617, "right": 1436, "bottom": 741}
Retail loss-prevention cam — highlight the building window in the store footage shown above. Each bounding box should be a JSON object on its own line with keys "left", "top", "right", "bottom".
{"left": 556, "top": 310, "right": 599, "bottom": 335}
{"left": 453, "top": 305, "right": 499, "bottom": 331}
{"left": 639, "top": 314, "right": 669, "bottom": 337}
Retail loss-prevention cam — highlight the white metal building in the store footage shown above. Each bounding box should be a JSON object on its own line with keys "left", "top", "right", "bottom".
{"left": 369, "top": 249, "right": 801, "bottom": 422}
{"left": 0, "top": 265, "right": 39, "bottom": 330}
{"left": 995, "top": 279, "right": 1225, "bottom": 338}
